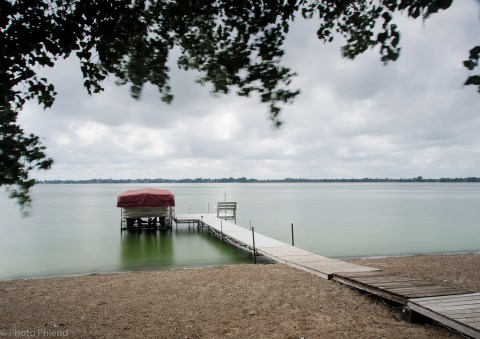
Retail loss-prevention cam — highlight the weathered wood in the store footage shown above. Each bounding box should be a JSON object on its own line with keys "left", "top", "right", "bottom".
{"left": 353, "top": 277, "right": 427, "bottom": 285}
{"left": 457, "top": 316, "right": 480, "bottom": 322}
{"left": 333, "top": 274, "right": 407, "bottom": 304}
{"left": 285, "top": 261, "right": 331, "bottom": 280}
{"left": 425, "top": 302, "right": 480, "bottom": 309}
{"left": 256, "top": 245, "right": 312, "bottom": 257}
{"left": 301, "top": 262, "right": 379, "bottom": 272}
{"left": 333, "top": 271, "right": 469, "bottom": 306}
{"left": 412, "top": 293, "right": 480, "bottom": 304}
{"left": 408, "top": 293, "right": 480, "bottom": 339}
{"left": 294, "top": 261, "right": 380, "bottom": 279}
{"left": 394, "top": 289, "right": 476, "bottom": 297}
{"left": 415, "top": 303, "right": 480, "bottom": 311}
{"left": 257, "top": 247, "right": 316, "bottom": 264}
{"left": 336, "top": 271, "right": 394, "bottom": 278}
{"left": 282, "top": 254, "right": 334, "bottom": 262}
{"left": 395, "top": 290, "right": 468, "bottom": 299}
{"left": 442, "top": 308, "right": 480, "bottom": 316}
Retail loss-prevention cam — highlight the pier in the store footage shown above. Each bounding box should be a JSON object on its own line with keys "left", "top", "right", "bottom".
{"left": 175, "top": 212, "right": 480, "bottom": 339}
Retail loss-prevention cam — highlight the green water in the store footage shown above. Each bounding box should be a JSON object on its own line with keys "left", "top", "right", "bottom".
{"left": 120, "top": 229, "right": 252, "bottom": 272}
{"left": 0, "top": 184, "right": 252, "bottom": 280}
{"left": 1, "top": 183, "right": 479, "bottom": 279}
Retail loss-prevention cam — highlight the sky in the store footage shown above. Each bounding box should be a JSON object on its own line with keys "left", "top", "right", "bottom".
{"left": 19, "top": 1, "right": 480, "bottom": 180}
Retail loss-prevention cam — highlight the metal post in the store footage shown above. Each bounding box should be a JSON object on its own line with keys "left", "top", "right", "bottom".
{"left": 220, "top": 219, "right": 223, "bottom": 242}
{"left": 252, "top": 226, "right": 256, "bottom": 264}
{"left": 224, "top": 193, "right": 227, "bottom": 219}
{"left": 249, "top": 219, "right": 252, "bottom": 231}
{"left": 291, "top": 223, "right": 294, "bottom": 246}
{"left": 120, "top": 210, "right": 123, "bottom": 232}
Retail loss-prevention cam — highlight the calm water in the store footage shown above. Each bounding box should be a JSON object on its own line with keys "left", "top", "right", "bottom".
{"left": 0, "top": 183, "right": 479, "bottom": 279}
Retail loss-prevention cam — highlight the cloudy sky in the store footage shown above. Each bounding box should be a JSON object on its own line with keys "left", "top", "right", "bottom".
{"left": 20, "top": 1, "right": 480, "bottom": 180}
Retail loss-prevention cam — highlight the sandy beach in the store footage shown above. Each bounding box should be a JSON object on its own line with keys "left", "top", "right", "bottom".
{"left": 0, "top": 253, "right": 478, "bottom": 338}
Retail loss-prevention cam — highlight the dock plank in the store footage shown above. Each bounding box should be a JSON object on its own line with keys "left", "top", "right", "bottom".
{"left": 441, "top": 308, "right": 480, "bottom": 316}
{"left": 409, "top": 293, "right": 480, "bottom": 304}
{"left": 281, "top": 254, "right": 334, "bottom": 262}
{"left": 404, "top": 293, "right": 480, "bottom": 304}
{"left": 415, "top": 304, "right": 480, "bottom": 312}
{"left": 457, "top": 316, "right": 480, "bottom": 322}
{"left": 293, "top": 261, "right": 380, "bottom": 279}
{"left": 258, "top": 246, "right": 312, "bottom": 257}
{"left": 257, "top": 247, "right": 321, "bottom": 265}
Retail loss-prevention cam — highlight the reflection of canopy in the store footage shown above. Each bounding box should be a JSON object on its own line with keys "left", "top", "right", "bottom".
{"left": 117, "top": 188, "right": 175, "bottom": 208}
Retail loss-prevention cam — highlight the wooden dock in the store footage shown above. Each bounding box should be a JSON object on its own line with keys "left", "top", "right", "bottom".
{"left": 332, "top": 271, "right": 468, "bottom": 305}
{"left": 408, "top": 293, "right": 480, "bottom": 339}
{"left": 174, "top": 213, "right": 480, "bottom": 338}
{"left": 175, "top": 214, "right": 379, "bottom": 279}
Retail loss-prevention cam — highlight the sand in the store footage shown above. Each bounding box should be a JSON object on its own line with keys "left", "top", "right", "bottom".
{"left": 0, "top": 253, "right": 479, "bottom": 338}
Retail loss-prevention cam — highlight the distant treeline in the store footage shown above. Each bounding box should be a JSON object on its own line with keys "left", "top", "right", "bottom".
{"left": 37, "top": 176, "right": 480, "bottom": 184}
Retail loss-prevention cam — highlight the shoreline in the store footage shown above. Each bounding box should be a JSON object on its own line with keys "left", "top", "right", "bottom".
{"left": 2, "top": 250, "right": 479, "bottom": 283}
{"left": 343, "top": 250, "right": 480, "bottom": 260}
{"left": 0, "top": 253, "right": 478, "bottom": 338}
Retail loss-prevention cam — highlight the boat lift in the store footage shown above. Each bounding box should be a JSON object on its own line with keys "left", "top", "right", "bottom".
{"left": 117, "top": 188, "right": 175, "bottom": 231}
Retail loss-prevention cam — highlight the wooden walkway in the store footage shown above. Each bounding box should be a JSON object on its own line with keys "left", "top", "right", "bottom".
{"left": 332, "top": 271, "right": 468, "bottom": 305}
{"left": 409, "top": 293, "right": 480, "bottom": 339}
{"left": 175, "top": 214, "right": 379, "bottom": 279}
{"left": 174, "top": 213, "right": 480, "bottom": 338}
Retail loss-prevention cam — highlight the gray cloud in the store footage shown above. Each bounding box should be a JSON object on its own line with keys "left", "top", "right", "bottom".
{"left": 19, "top": 1, "right": 480, "bottom": 181}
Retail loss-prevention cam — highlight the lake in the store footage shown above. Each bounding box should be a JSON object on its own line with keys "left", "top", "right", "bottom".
{"left": 0, "top": 183, "right": 479, "bottom": 280}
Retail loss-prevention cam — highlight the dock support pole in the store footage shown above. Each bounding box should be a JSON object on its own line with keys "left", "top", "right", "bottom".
{"left": 224, "top": 193, "right": 227, "bottom": 219}
{"left": 252, "top": 226, "right": 256, "bottom": 264}
{"left": 220, "top": 219, "right": 224, "bottom": 242}
{"left": 291, "top": 223, "right": 294, "bottom": 246}
{"left": 120, "top": 210, "right": 123, "bottom": 233}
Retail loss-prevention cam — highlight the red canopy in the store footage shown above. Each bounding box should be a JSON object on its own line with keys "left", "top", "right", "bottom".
{"left": 117, "top": 188, "right": 175, "bottom": 208}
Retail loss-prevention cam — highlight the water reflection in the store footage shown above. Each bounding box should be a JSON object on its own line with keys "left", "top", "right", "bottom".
{"left": 120, "top": 225, "right": 253, "bottom": 271}
{"left": 121, "top": 229, "right": 174, "bottom": 269}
